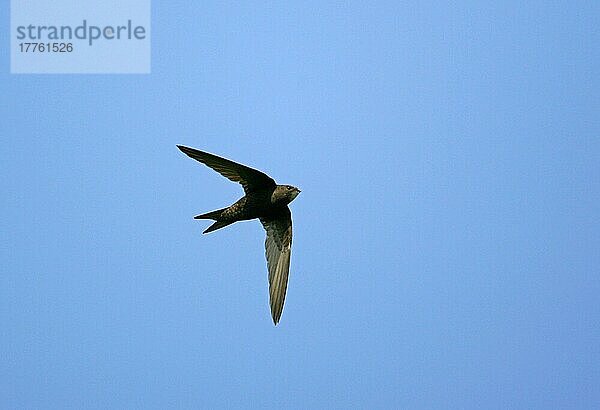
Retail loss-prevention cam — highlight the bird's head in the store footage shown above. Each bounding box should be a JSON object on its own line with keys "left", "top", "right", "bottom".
{"left": 272, "top": 185, "right": 301, "bottom": 204}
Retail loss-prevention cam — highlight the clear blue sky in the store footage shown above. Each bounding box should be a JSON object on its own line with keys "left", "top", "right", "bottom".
{"left": 2, "top": 2, "right": 599, "bottom": 409}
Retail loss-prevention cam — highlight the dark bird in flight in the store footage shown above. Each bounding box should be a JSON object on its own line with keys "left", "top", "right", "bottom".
{"left": 177, "top": 145, "right": 300, "bottom": 325}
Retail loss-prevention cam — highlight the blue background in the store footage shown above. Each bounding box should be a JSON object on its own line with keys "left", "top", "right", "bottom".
{"left": 2, "top": 2, "right": 599, "bottom": 408}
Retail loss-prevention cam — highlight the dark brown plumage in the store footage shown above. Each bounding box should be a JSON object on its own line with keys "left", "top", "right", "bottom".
{"left": 177, "top": 145, "right": 300, "bottom": 325}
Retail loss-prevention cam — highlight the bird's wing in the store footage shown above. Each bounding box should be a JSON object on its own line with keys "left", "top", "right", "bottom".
{"left": 260, "top": 207, "right": 293, "bottom": 325}
{"left": 177, "top": 145, "right": 276, "bottom": 193}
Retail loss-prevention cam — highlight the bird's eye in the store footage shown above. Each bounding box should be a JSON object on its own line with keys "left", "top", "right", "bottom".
{"left": 286, "top": 186, "right": 291, "bottom": 190}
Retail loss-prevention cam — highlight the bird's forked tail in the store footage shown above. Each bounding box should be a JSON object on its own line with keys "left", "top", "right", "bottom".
{"left": 193, "top": 207, "right": 233, "bottom": 234}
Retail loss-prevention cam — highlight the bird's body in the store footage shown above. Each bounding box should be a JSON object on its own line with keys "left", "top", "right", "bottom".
{"left": 177, "top": 145, "right": 300, "bottom": 324}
